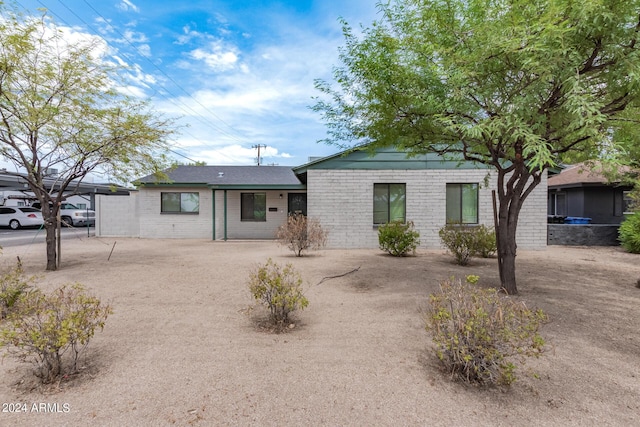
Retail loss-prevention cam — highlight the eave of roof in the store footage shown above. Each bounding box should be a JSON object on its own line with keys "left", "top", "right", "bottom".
{"left": 293, "top": 145, "right": 484, "bottom": 174}
{"left": 547, "top": 161, "right": 628, "bottom": 188}
{"left": 136, "top": 165, "right": 304, "bottom": 188}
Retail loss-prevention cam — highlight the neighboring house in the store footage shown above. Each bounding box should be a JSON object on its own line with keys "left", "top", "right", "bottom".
{"left": 0, "top": 173, "right": 132, "bottom": 210}
{"left": 0, "top": 191, "right": 91, "bottom": 209}
{"left": 96, "top": 147, "right": 548, "bottom": 249}
{"left": 547, "top": 162, "right": 633, "bottom": 224}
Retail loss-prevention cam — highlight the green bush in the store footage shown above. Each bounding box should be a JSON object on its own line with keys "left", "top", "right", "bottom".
{"left": 472, "top": 224, "right": 497, "bottom": 258}
{"left": 439, "top": 223, "right": 476, "bottom": 265}
{"left": 619, "top": 212, "right": 640, "bottom": 253}
{"left": 0, "top": 258, "right": 34, "bottom": 320}
{"left": 439, "top": 223, "right": 497, "bottom": 264}
{"left": 378, "top": 220, "right": 421, "bottom": 256}
{"left": 0, "top": 283, "right": 112, "bottom": 383}
{"left": 425, "top": 277, "right": 547, "bottom": 386}
{"left": 248, "top": 259, "right": 308, "bottom": 329}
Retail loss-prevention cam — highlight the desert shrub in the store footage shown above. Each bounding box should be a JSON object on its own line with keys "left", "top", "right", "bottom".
{"left": 439, "top": 223, "right": 497, "bottom": 264}
{"left": 0, "top": 283, "right": 112, "bottom": 383}
{"left": 619, "top": 212, "right": 640, "bottom": 253}
{"left": 0, "top": 258, "right": 34, "bottom": 320}
{"left": 378, "top": 220, "right": 421, "bottom": 256}
{"left": 471, "top": 224, "right": 497, "bottom": 258}
{"left": 276, "top": 214, "right": 328, "bottom": 257}
{"left": 424, "top": 277, "right": 547, "bottom": 386}
{"left": 248, "top": 258, "right": 308, "bottom": 328}
{"left": 439, "top": 223, "right": 477, "bottom": 265}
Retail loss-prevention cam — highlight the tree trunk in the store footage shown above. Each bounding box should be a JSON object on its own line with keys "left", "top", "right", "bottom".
{"left": 44, "top": 218, "right": 58, "bottom": 271}
{"left": 495, "top": 163, "right": 542, "bottom": 295}
{"left": 496, "top": 213, "right": 518, "bottom": 294}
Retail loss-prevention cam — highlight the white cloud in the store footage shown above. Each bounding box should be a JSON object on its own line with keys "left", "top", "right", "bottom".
{"left": 117, "top": 0, "right": 140, "bottom": 13}
{"left": 183, "top": 144, "right": 292, "bottom": 166}
{"left": 151, "top": 20, "right": 352, "bottom": 165}
{"left": 116, "top": 84, "right": 147, "bottom": 98}
{"left": 122, "top": 29, "right": 148, "bottom": 44}
{"left": 137, "top": 44, "right": 151, "bottom": 57}
{"left": 190, "top": 41, "right": 240, "bottom": 72}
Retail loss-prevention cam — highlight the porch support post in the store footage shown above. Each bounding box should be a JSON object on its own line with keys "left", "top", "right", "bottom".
{"left": 224, "top": 190, "right": 228, "bottom": 241}
{"left": 211, "top": 189, "right": 216, "bottom": 241}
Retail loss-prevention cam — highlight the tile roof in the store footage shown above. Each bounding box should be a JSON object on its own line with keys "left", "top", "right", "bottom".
{"left": 136, "top": 165, "right": 303, "bottom": 186}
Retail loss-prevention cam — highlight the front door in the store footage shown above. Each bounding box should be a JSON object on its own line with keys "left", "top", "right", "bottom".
{"left": 288, "top": 193, "right": 307, "bottom": 216}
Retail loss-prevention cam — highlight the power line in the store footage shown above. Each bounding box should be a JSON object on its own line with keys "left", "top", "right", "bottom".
{"left": 76, "top": 0, "right": 247, "bottom": 145}
{"left": 18, "top": 0, "right": 249, "bottom": 165}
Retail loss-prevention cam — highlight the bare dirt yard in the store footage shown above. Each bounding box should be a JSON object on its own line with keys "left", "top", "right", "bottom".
{"left": 0, "top": 236, "right": 639, "bottom": 426}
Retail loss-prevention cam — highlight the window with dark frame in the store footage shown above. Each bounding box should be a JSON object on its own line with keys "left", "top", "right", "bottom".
{"left": 446, "top": 183, "right": 479, "bottom": 224}
{"left": 373, "top": 183, "right": 406, "bottom": 225}
{"left": 161, "top": 192, "right": 199, "bottom": 213}
{"left": 623, "top": 191, "right": 633, "bottom": 214}
{"left": 548, "top": 192, "right": 567, "bottom": 216}
{"left": 241, "top": 193, "right": 266, "bottom": 221}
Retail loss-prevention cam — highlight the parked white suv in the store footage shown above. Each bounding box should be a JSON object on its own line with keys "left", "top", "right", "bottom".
{"left": 32, "top": 202, "right": 95, "bottom": 227}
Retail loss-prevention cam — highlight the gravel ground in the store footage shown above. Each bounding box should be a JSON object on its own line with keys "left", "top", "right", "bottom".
{"left": 0, "top": 237, "right": 639, "bottom": 426}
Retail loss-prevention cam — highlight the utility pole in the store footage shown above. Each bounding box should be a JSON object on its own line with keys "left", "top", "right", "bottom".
{"left": 252, "top": 144, "right": 267, "bottom": 166}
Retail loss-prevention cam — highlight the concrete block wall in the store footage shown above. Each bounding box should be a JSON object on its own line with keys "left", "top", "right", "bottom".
{"left": 95, "top": 194, "right": 139, "bottom": 237}
{"left": 547, "top": 224, "right": 620, "bottom": 246}
{"left": 307, "top": 169, "right": 547, "bottom": 250}
{"left": 517, "top": 171, "right": 548, "bottom": 250}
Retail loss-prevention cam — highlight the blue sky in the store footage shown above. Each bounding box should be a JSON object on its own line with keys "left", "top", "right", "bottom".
{"left": 12, "top": 0, "right": 380, "bottom": 166}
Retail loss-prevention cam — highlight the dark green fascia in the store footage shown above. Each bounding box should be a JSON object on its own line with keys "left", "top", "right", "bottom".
{"left": 136, "top": 182, "right": 210, "bottom": 189}
{"left": 293, "top": 146, "right": 488, "bottom": 174}
{"left": 207, "top": 184, "right": 307, "bottom": 190}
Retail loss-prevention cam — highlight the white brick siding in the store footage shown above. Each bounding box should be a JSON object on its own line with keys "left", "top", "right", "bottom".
{"left": 307, "top": 169, "right": 546, "bottom": 250}
{"left": 96, "top": 169, "right": 546, "bottom": 249}
{"left": 95, "top": 194, "right": 139, "bottom": 237}
{"left": 135, "top": 188, "right": 212, "bottom": 239}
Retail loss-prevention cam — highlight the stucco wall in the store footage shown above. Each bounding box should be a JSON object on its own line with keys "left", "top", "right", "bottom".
{"left": 307, "top": 169, "right": 547, "bottom": 250}
{"left": 214, "top": 190, "right": 293, "bottom": 240}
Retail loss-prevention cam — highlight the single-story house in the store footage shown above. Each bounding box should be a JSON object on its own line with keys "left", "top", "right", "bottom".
{"left": 547, "top": 162, "right": 633, "bottom": 246}
{"left": 547, "top": 162, "right": 633, "bottom": 224}
{"left": 95, "top": 147, "right": 547, "bottom": 250}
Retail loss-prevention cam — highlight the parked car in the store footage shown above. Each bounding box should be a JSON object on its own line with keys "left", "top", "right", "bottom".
{"left": 0, "top": 206, "right": 44, "bottom": 229}
{"left": 31, "top": 202, "right": 95, "bottom": 227}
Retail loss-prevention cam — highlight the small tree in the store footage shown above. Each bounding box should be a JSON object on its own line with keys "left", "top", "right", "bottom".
{"left": 248, "top": 259, "right": 308, "bottom": 329}
{"left": 0, "top": 8, "right": 176, "bottom": 270}
{"left": 313, "top": 0, "right": 640, "bottom": 294}
{"left": 0, "top": 283, "right": 112, "bottom": 383}
{"left": 425, "top": 277, "right": 547, "bottom": 386}
{"left": 378, "top": 220, "right": 420, "bottom": 256}
{"left": 276, "top": 214, "right": 327, "bottom": 257}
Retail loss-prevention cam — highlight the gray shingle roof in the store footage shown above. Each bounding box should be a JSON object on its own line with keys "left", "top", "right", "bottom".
{"left": 137, "top": 165, "right": 303, "bottom": 187}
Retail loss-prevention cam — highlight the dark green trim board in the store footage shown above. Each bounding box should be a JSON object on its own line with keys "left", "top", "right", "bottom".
{"left": 138, "top": 182, "right": 211, "bottom": 188}
{"left": 208, "top": 184, "right": 306, "bottom": 190}
{"left": 138, "top": 182, "right": 305, "bottom": 191}
{"left": 212, "top": 189, "right": 216, "bottom": 241}
{"left": 224, "top": 190, "right": 228, "bottom": 241}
